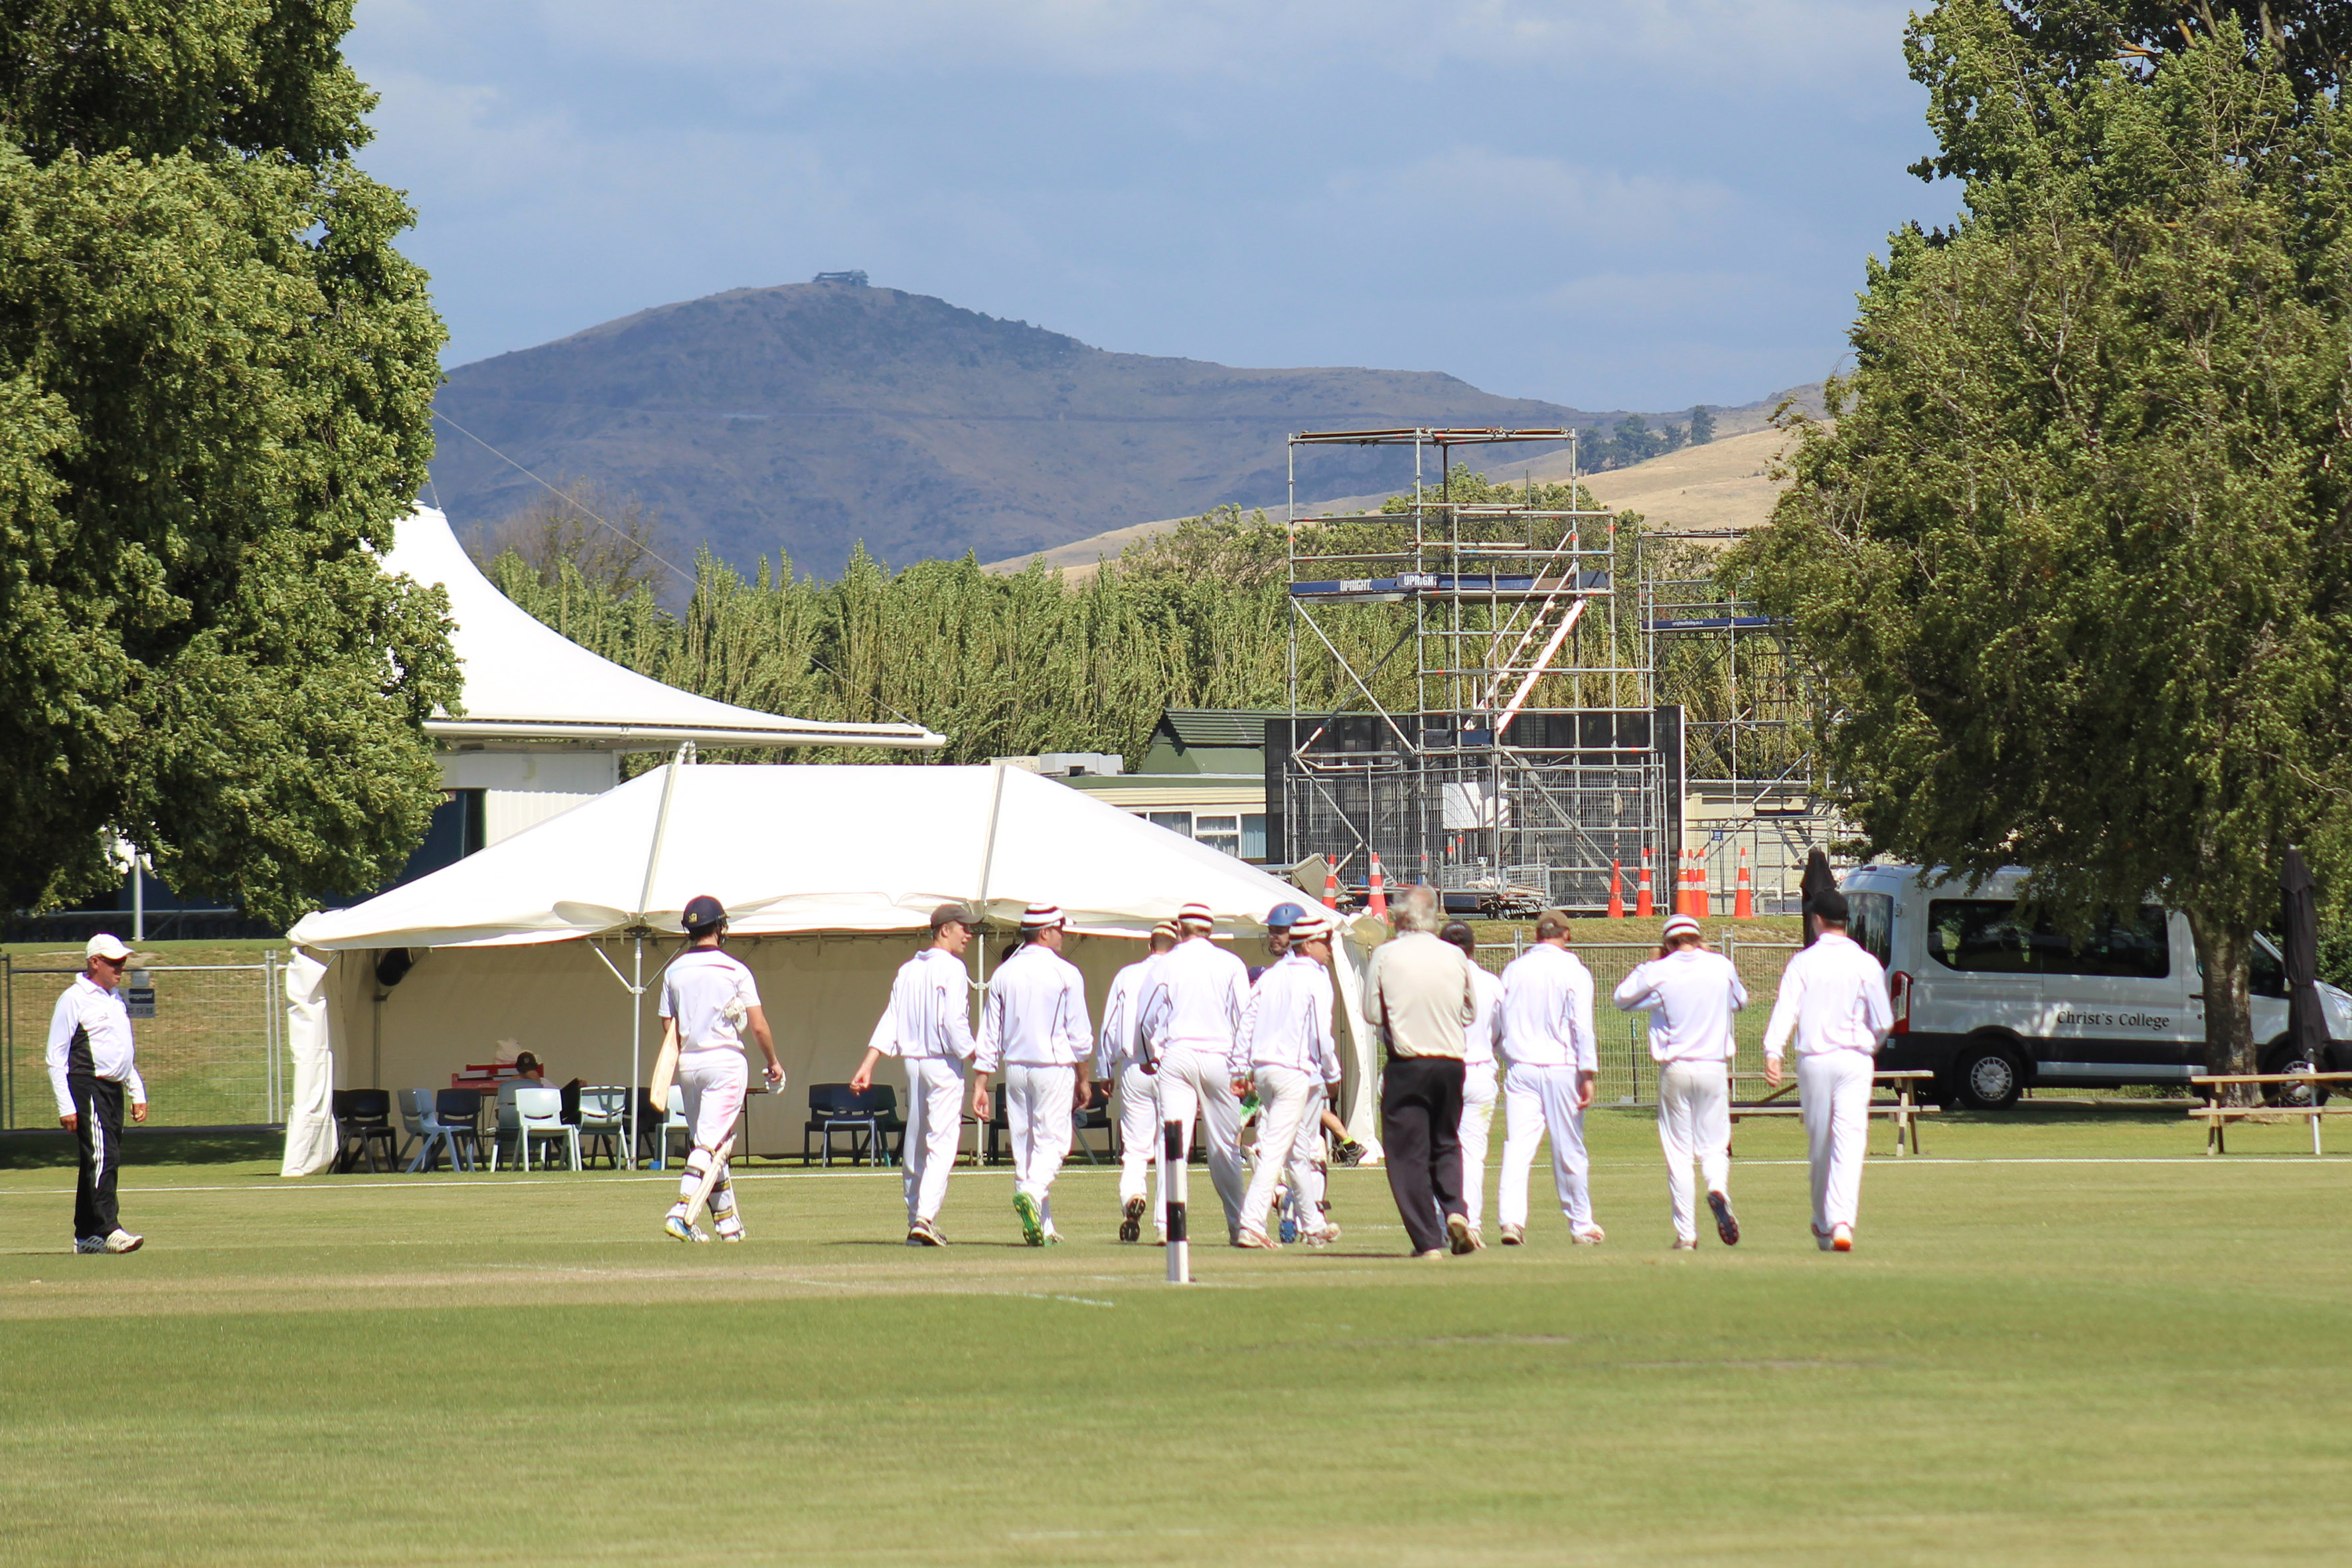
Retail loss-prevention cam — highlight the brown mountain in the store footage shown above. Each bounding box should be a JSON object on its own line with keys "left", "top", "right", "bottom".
{"left": 428, "top": 279, "right": 1735, "bottom": 576}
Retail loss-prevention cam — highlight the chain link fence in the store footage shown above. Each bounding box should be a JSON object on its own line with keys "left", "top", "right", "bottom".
{"left": 2, "top": 955, "right": 285, "bottom": 1129}
{"left": 1470, "top": 935, "right": 1800, "bottom": 1105}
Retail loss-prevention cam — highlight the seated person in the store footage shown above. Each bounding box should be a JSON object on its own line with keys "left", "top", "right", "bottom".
{"left": 497, "top": 1052, "right": 552, "bottom": 1124}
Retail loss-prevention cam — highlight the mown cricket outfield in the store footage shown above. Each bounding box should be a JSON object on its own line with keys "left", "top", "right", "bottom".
{"left": 4, "top": 1110, "right": 2349, "bottom": 1567}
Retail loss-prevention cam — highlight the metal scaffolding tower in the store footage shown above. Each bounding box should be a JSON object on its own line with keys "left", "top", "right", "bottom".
{"left": 1275, "top": 428, "right": 1680, "bottom": 914}
{"left": 1644, "top": 553, "right": 1833, "bottom": 915}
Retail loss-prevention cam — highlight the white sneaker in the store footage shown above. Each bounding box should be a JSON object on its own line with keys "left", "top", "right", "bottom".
{"left": 103, "top": 1229, "right": 143, "bottom": 1254}
{"left": 1234, "top": 1227, "right": 1278, "bottom": 1250}
{"left": 1831, "top": 1223, "right": 1853, "bottom": 1253}
{"left": 1570, "top": 1223, "right": 1606, "bottom": 1245}
{"left": 1498, "top": 1223, "right": 1525, "bottom": 1246}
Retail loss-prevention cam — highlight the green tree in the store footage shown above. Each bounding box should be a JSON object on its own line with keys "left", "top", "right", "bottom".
{"left": 1727, "top": 3, "right": 2352, "bottom": 1093}
{"left": 0, "top": 3, "right": 456, "bottom": 925}
{"left": 1688, "top": 404, "right": 1716, "bottom": 445}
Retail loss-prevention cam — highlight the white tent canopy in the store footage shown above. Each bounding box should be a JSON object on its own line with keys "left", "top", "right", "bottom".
{"left": 280, "top": 762, "right": 1378, "bottom": 1174}
{"left": 291, "top": 761, "right": 1312, "bottom": 948}
{"left": 387, "top": 506, "right": 943, "bottom": 751}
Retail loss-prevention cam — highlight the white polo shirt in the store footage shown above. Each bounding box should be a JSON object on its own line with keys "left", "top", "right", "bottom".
{"left": 869, "top": 947, "right": 978, "bottom": 1061}
{"left": 1464, "top": 967, "right": 1503, "bottom": 1069}
{"left": 1498, "top": 942, "right": 1598, "bottom": 1073}
{"left": 660, "top": 948, "right": 761, "bottom": 1053}
{"left": 1233, "top": 953, "right": 1343, "bottom": 1082}
{"left": 1095, "top": 953, "right": 1164, "bottom": 1077}
{"left": 1761, "top": 931, "right": 1893, "bottom": 1059}
{"left": 1140, "top": 935, "right": 1250, "bottom": 1059}
{"left": 1613, "top": 947, "right": 1748, "bottom": 1063}
{"left": 48, "top": 974, "right": 146, "bottom": 1117}
{"left": 975, "top": 941, "right": 1090, "bottom": 1072}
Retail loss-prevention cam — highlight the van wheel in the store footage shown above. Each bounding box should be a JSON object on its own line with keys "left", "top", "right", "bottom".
{"left": 1951, "top": 1042, "right": 2023, "bottom": 1111}
{"left": 2259, "top": 1042, "right": 2327, "bottom": 1107}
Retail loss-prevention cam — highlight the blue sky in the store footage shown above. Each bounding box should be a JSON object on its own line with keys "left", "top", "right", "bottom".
{"left": 348, "top": 1, "right": 1952, "bottom": 412}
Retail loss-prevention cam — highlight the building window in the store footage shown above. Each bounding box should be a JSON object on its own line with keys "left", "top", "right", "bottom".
{"left": 1147, "top": 811, "right": 1194, "bottom": 838}
{"left": 1241, "top": 815, "right": 1267, "bottom": 860}
{"left": 1194, "top": 814, "right": 1241, "bottom": 857}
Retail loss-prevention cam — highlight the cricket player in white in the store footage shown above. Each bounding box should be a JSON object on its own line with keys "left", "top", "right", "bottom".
{"left": 1613, "top": 913, "right": 1748, "bottom": 1249}
{"left": 853, "top": 903, "right": 980, "bottom": 1246}
{"left": 1761, "top": 887, "right": 1893, "bottom": 1251}
{"left": 658, "top": 897, "right": 783, "bottom": 1243}
{"left": 1097, "top": 919, "right": 1177, "bottom": 1243}
{"left": 1496, "top": 909, "right": 1605, "bottom": 1245}
{"left": 1139, "top": 901, "right": 1251, "bottom": 1241}
{"left": 1439, "top": 921, "right": 1503, "bottom": 1243}
{"left": 1230, "top": 911, "right": 1344, "bottom": 1249}
{"left": 971, "top": 904, "right": 1093, "bottom": 1247}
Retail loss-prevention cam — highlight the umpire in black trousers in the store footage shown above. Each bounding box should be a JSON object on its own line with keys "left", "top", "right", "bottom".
{"left": 48, "top": 934, "right": 149, "bottom": 1254}
{"left": 1362, "top": 885, "right": 1481, "bottom": 1256}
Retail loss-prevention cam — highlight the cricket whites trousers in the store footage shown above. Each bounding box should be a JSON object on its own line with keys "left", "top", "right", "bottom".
{"left": 1239, "top": 1065, "right": 1328, "bottom": 1240}
{"left": 1456, "top": 1063, "right": 1498, "bottom": 1232}
{"left": 1656, "top": 1059, "right": 1731, "bottom": 1246}
{"left": 1798, "top": 1050, "right": 1874, "bottom": 1243}
{"left": 1003, "top": 1063, "right": 1076, "bottom": 1232}
{"left": 69, "top": 1073, "right": 125, "bottom": 1243}
{"left": 1115, "top": 1062, "right": 1162, "bottom": 1235}
{"left": 1154, "top": 1046, "right": 1245, "bottom": 1239}
{"left": 902, "top": 1056, "right": 969, "bottom": 1227}
{"left": 672, "top": 1049, "right": 749, "bottom": 1237}
{"left": 1498, "top": 1061, "right": 1598, "bottom": 1237}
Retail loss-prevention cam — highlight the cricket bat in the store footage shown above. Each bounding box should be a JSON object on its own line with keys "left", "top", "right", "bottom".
{"left": 647, "top": 1021, "right": 681, "bottom": 1109}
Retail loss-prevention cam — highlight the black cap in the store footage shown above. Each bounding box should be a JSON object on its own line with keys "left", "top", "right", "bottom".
{"left": 682, "top": 894, "right": 728, "bottom": 933}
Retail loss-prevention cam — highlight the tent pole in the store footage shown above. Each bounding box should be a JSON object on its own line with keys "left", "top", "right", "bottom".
{"left": 629, "top": 935, "right": 643, "bottom": 1168}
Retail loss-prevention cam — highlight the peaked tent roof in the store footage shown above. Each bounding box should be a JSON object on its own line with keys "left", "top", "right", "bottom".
{"left": 288, "top": 761, "right": 1310, "bottom": 949}
{"left": 387, "top": 507, "right": 943, "bottom": 751}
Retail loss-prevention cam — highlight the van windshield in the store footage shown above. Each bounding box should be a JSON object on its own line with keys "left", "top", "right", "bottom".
{"left": 1926, "top": 900, "right": 2169, "bottom": 979}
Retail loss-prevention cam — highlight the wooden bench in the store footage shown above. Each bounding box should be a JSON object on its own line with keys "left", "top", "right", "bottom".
{"left": 1728, "top": 1069, "right": 1938, "bottom": 1156}
{"left": 2186, "top": 1073, "right": 2352, "bottom": 1155}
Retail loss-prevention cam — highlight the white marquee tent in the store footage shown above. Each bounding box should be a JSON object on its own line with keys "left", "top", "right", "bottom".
{"left": 279, "top": 757, "right": 1377, "bottom": 1175}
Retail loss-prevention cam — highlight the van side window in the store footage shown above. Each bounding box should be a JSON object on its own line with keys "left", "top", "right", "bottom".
{"left": 1926, "top": 900, "right": 2169, "bottom": 978}
{"left": 1927, "top": 901, "right": 2037, "bottom": 973}
{"left": 2250, "top": 935, "right": 2288, "bottom": 998}
{"left": 1846, "top": 891, "right": 1893, "bottom": 970}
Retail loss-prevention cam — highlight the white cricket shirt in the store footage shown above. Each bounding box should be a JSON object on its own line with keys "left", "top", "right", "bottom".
{"left": 975, "top": 941, "right": 1090, "bottom": 1072}
{"left": 1498, "top": 943, "right": 1598, "bottom": 1073}
{"left": 1761, "top": 931, "right": 1893, "bottom": 1059}
{"left": 1233, "top": 953, "right": 1343, "bottom": 1081}
{"left": 1095, "top": 953, "right": 1164, "bottom": 1077}
{"left": 1465, "top": 967, "right": 1503, "bottom": 1068}
{"left": 1140, "top": 935, "right": 1249, "bottom": 1058}
{"left": 1613, "top": 947, "right": 1749, "bottom": 1063}
{"left": 659, "top": 947, "right": 761, "bottom": 1053}
{"left": 47, "top": 974, "right": 146, "bottom": 1117}
{"left": 868, "top": 946, "right": 978, "bottom": 1061}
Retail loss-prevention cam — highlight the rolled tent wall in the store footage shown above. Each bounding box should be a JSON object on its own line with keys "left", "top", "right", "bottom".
{"left": 282, "top": 762, "right": 1381, "bottom": 1172}
{"left": 279, "top": 953, "right": 338, "bottom": 1178}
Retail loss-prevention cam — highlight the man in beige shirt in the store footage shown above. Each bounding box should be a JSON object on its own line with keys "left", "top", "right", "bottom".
{"left": 1362, "top": 884, "right": 1479, "bottom": 1256}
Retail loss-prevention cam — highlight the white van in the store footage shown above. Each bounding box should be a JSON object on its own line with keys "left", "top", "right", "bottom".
{"left": 1838, "top": 864, "right": 2352, "bottom": 1109}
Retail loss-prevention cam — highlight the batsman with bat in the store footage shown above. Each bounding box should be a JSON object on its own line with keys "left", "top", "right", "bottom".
{"left": 657, "top": 896, "right": 783, "bottom": 1243}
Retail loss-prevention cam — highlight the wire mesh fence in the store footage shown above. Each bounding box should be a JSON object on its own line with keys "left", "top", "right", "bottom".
{"left": 2, "top": 955, "right": 285, "bottom": 1129}
{"left": 1469, "top": 936, "right": 1800, "bottom": 1105}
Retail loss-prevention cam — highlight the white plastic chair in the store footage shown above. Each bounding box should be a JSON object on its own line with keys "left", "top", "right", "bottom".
{"left": 500, "top": 1086, "right": 580, "bottom": 1172}
{"left": 577, "top": 1086, "right": 632, "bottom": 1169}
{"left": 658, "top": 1084, "right": 690, "bottom": 1169}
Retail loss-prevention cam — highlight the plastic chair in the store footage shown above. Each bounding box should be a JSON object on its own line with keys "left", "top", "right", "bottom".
{"left": 803, "top": 1083, "right": 903, "bottom": 1166}
{"left": 576, "top": 1086, "right": 631, "bottom": 1169}
{"left": 395, "top": 1089, "right": 429, "bottom": 1164}
{"left": 331, "top": 1089, "right": 398, "bottom": 1172}
{"left": 408, "top": 1090, "right": 475, "bottom": 1173}
{"left": 495, "top": 1087, "right": 580, "bottom": 1172}
{"left": 635, "top": 1086, "right": 692, "bottom": 1169}
{"left": 433, "top": 1088, "right": 485, "bottom": 1170}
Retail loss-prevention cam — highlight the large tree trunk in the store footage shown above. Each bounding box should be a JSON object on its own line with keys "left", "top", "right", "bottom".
{"left": 2185, "top": 910, "right": 2258, "bottom": 1106}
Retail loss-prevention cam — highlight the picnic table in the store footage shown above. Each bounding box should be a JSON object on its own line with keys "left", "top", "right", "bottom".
{"left": 2186, "top": 1073, "right": 2352, "bottom": 1155}
{"left": 1728, "top": 1068, "right": 1938, "bottom": 1157}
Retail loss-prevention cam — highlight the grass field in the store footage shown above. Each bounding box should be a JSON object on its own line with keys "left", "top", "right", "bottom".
{"left": 4, "top": 1109, "right": 2350, "bottom": 1567}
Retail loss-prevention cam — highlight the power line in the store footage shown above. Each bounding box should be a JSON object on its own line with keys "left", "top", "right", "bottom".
{"left": 430, "top": 408, "right": 693, "bottom": 584}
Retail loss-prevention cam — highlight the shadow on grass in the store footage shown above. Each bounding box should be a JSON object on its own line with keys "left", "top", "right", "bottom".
{"left": 0, "top": 1127, "right": 281, "bottom": 1170}
{"left": 1938, "top": 1102, "right": 2194, "bottom": 1130}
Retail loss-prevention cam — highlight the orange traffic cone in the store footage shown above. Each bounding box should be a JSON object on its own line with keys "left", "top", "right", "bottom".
{"left": 1322, "top": 864, "right": 1340, "bottom": 911}
{"left": 1367, "top": 852, "right": 1388, "bottom": 918}
{"left": 1734, "top": 846, "right": 1754, "bottom": 919}
{"left": 1636, "top": 848, "right": 1653, "bottom": 917}
{"left": 1608, "top": 859, "right": 1625, "bottom": 919}
{"left": 1673, "top": 848, "right": 1690, "bottom": 917}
